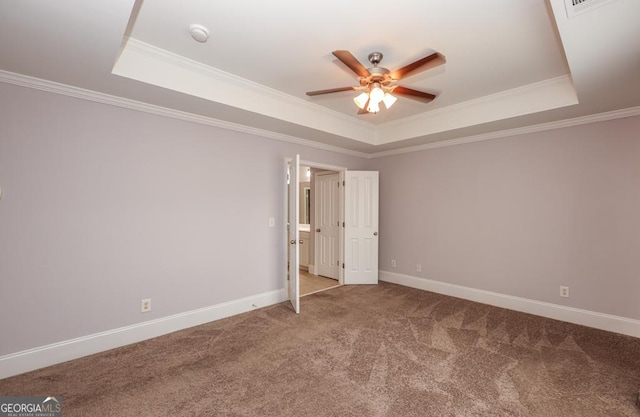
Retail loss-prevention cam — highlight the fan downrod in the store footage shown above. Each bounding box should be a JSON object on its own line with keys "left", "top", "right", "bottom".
{"left": 368, "top": 52, "right": 383, "bottom": 66}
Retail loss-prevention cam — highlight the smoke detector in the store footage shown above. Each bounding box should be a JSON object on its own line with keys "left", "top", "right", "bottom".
{"left": 189, "top": 24, "right": 209, "bottom": 43}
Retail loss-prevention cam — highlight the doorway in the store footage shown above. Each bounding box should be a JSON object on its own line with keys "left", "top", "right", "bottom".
{"left": 296, "top": 165, "right": 341, "bottom": 296}
{"left": 285, "top": 156, "right": 379, "bottom": 313}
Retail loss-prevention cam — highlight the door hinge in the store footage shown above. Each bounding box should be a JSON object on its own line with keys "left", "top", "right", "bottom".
{"left": 337, "top": 221, "right": 339, "bottom": 227}
{"left": 343, "top": 180, "right": 345, "bottom": 186}
{"left": 336, "top": 260, "right": 339, "bottom": 266}
{"left": 342, "top": 222, "right": 345, "bottom": 227}
{"left": 342, "top": 263, "right": 345, "bottom": 269}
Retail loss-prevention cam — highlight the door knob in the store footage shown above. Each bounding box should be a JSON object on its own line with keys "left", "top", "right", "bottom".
{"left": 316, "top": 228, "right": 321, "bottom": 232}
{"left": 290, "top": 240, "right": 296, "bottom": 244}
{"left": 299, "top": 240, "right": 303, "bottom": 244}
{"left": 373, "top": 232, "right": 378, "bottom": 236}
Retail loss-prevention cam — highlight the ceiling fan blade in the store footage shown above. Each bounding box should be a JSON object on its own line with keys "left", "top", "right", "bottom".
{"left": 390, "top": 52, "right": 446, "bottom": 80}
{"left": 332, "top": 50, "right": 371, "bottom": 78}
{"left": 392, "top": 86, "right": 436, "bottom": 103}
{"left": 306, "top": 86, "right": 357, "bottom": 96}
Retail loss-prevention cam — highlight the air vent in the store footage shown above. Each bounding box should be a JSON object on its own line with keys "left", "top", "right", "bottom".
{"left": 564, "top": 0, "right": 619, "bottom": 18}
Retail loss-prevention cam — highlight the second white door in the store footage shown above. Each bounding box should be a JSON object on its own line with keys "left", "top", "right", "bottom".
{"left": 344, "top": 171, "right": 379, "bottom": 285}
{"left": 316, "top": 172, "right": 340, "bottom": 279}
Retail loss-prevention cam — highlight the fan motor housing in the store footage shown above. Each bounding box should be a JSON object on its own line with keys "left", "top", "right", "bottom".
{"left": 359, "top": 66, "right": 392, "bottom": 86}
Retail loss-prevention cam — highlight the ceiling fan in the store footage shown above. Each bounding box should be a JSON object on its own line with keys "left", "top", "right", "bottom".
{"left": 306, "top": 50, "right": 446, "bottom": 114}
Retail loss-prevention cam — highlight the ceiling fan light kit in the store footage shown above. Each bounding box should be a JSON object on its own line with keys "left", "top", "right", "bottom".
{"left": 353, "top": 81, "right": 397, "bottom": 114}
{"left": 354, "top": 92, "right": 369, "bottom": 109}
{"left": 307, "top": 50, "right": 446, "bottom": 115}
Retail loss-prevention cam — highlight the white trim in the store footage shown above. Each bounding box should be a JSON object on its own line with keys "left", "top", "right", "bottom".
{"left": 119, "top": 38, "right": 580, "bottom": 149}
{"left": 374, "top": 75, "right": 578, "bottom": 145}
{"left": 283, "top": 157, "right": 291, "bottom": 299}
{"left": 114, "top": 38, "right": 374, "bottom": 145}
{"left": 369, "top": 106, "right": 640, "bottom": 158}
{"left": 379, "top": 76, "right": 571, "bottom": 131}
{"left": 299, "top": 160, "right": 347, "bottom": 172}
{"left": 380, "top": 271, "right": 640, "bottom": 339}
{"left": 0, "top": 69, "right": 368, "bottom": 159}
{"left": 368, "top": 106, "right": 640, "bottom": 159}
{"left": 0, "top": 289, "right": 286, "bottom": 379}
{"left": 2, "top": 69, "right": 639, "bottom": 159}
{"left": 122, "top": 38, "right": 372, "bottom": 131}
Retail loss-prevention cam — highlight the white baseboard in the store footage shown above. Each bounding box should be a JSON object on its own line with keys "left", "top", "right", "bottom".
{"left": 308, "top": 264, "right": 316, "bottom": 275}
{"left": 0, "top": 289, "right": 287, "bottom": 380}
{"left": 380, "top": 271, "right": 640, "bottom": 339}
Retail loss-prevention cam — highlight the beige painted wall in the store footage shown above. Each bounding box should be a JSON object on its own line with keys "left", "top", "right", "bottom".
{"left": 2, "top": 78, "right": 638, "bottom": 360}
{"left": 0, "top": 82, "right": 366, "bottom": 356}
{"left": 368, "top": 116, "right": 640, "bottom": 321}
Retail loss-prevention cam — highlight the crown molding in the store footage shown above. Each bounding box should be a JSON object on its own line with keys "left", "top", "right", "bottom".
{"left": 124, "top": 38, "right": 374, "bottom": 131}
{"left": 0, "top": 69, "right": 369, "bottom": 158}
{"left": 116, "top": 38, "right": 375, "bottom": 144}
{"left": 120, "top": 39, "right": 582, "bottom": 149}
{"left": 2, "top": 69, "right": 638, "bottom": 160}
{"left": 374, "top": 75, "right": 578, "bottom": 145}
{"left": 378, "top": 76, "right": 572, "bottom": 132}
{"left": 369, "top": 105, "right": 640, "bottom": 158}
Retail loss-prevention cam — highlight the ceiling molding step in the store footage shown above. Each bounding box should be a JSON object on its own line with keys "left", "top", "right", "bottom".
{"left": 379, "top": 75, "right": 574, "bottom": 129}
{"left": 118, "top": 39, "right": 581, "bottom": 149}
{"left": 0, "top": 69, "right": 369, "bottom": 159}
{"left": 115, "top": 38, "right": 375, "bottom": 144}
{"left": 374, "top": 75, "right": 579, "bottom": 145}
{"left": 123, "top": 38, "right": 367, "bottom": 125}
{"left": 369, "top": 105, "right": 640, "bottom": 159}
{"left": 3, "top": 69, "right": 638, "bottom": 161}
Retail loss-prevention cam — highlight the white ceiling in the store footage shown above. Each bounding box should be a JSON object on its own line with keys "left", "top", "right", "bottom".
{"left": 1, "top": 0, "right": 639, "bottom": 155}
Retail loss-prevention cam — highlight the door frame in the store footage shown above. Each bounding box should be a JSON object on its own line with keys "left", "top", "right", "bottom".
{"left": 286, "top": 155, "right": 300, "bottom": 313}
{"left": 283, "top": 159, "right": 347, "bottom": 293}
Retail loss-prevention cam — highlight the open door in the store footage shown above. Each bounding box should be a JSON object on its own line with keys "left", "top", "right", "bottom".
{"left": 316, "top": 172, "right": 340, "bottom": 279}
{"left": 288, "top": 155, "right": 300, "bottom": 313}
{"left": 344, "top": 171, "right": 379, "bottom": 285}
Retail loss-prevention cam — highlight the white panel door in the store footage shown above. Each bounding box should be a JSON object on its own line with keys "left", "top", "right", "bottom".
{"left": 288, "top": 155, "right": 300, "bottom": 313}
{"left": 316, "top": 172, "right": 339, "bottom": 279}
{"left": 344, "top": 171, "right": 379, "bottom": 285}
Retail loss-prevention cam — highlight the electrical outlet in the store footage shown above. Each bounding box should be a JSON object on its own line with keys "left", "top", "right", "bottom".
{"left": 141, "top": 298, "right": 151, "bottom": 312}
{"left": 391, "top": 259, "right": 397, "bottom": 268}
{"left": 560, "top": 286, "right": 569, "bottom": 298}
{"left": 416, "top": 264, "right": 422, "bottom": 272}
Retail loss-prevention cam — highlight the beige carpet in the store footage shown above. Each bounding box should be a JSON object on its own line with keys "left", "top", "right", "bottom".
{"left": 1, "top": 282, "right": 639, "bottom": 416}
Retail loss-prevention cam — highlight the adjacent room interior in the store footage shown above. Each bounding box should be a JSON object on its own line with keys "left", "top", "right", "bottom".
{"left": 1, "top": 0, "right": 639, "bottom": 415}
{"left": 294, "top": 164, "right": 341, "bottom": 297}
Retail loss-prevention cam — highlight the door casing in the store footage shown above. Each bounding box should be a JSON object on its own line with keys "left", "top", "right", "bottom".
{"left": 284, "top": 159, "right": 379, "bottom": 310}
